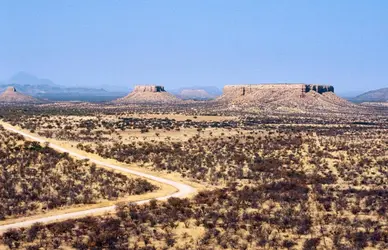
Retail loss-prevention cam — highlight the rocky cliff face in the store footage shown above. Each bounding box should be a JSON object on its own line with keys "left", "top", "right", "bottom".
{"left": 222, "top": 84, "right": 334, "bottom": 97}
{"left": 304, "top": 84, "right": 334, "bottom": 94}
{"left": 133, "top": 85, "right": 166, "bottom": 93}
{"left": 217, "top": 83, "right": 358, "bottom": 112}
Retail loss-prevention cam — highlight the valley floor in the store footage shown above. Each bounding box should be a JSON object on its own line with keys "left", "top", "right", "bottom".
{"left": 0, "top": 105, "right": 387, "bottom": 249}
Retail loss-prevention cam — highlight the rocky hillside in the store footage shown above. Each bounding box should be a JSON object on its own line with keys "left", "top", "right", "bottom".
{"left": 114, "top": 85, "right": 182, "bottom": 104}
{"left": 216, "top": 84, "right": 360, "bottom": 112}
{"left": 351, "top": 87, "right": 388, "bottom": 103}
{"left": 0, "top": 86, "right": 43, "bottom": 103}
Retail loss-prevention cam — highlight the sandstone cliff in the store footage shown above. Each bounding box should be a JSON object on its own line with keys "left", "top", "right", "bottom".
{"left": 217, "top": 83, "right": 357, "bottom": 112}
{"left": 221, "top": 84, "right": 334, "bottom": 97}
{"left": 133, "top": 85, "right": 166, "bottom": 93}
{"left": 114, "top": 85, "right": 182, "bottom": 104}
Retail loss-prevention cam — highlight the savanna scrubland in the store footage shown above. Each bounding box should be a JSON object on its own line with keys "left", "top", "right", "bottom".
{"left": 0, "top": 104, "right": 387, "bottom": 249}
{"left": 0, "top": 124, "right": 157, "bottom": 222}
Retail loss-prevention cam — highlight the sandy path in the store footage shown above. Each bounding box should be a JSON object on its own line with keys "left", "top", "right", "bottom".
{"left": 0, "top": 123, "right": 196, "bottom": 233}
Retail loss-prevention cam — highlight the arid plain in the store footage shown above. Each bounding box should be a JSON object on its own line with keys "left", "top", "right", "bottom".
{"left": 0, "top": 84, "right": 387, "bottom": 249}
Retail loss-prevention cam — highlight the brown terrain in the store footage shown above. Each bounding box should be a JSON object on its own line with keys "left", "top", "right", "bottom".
{"left": 113, "top": 83, "right": 363, "bottom": 113}
{"left": 361, "top": 102, "right": 388, "bottom": 108}
{"left": 0, "top": 83, "right": 386, "bottom": 250}
{"left": 216, "top": 83, "right": 359, "bottom": 112}
{"left": 114, "top": 85, "right": 183, "bottom": 104}
{"left": 0, "top": 87, "right": 42, "bottom": 104}
{"left": 0, "top": 103, "right": 386, "bottom": 249}
{"left": 0, "top": 96, "right": 386, "bottom": 249}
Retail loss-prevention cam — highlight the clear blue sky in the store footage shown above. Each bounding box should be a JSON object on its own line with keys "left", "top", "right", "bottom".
{"left": 1, "top": 0, "right": 387, "bottom": 94}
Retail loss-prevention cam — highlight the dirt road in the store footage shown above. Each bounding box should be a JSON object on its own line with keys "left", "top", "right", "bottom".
{"left": 0, "top": 123, "right": 196, "bottom": 233}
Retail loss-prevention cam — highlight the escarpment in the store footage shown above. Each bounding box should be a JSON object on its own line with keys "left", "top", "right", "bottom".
{"left": 221, "top": 84, "right": 334, "bottom": 97}
{"left": 133, "top": 85, "right": 166, "bottom": 93}
{"left": 114, "top": 85, "right": 182, "bottom": 104}
{"left": 304, "top": 84, "right": 334, "bottom": 94}
{"left": 113, "top": 83, "right": 360, "bottom": 112}
{"left": 217, "top": 83, "right": 357, "bottom": 112}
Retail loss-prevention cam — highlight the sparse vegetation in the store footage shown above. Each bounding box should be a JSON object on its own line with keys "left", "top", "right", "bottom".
{"left": 0, "top": 104, "right": 387, "bottom": 249}
{"left": 0, "top": 125, "right": 157, "bottom": 220}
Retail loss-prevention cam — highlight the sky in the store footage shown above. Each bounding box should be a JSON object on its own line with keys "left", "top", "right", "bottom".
{"left": 0, "top": 0, "right": 387, "bottom": 94}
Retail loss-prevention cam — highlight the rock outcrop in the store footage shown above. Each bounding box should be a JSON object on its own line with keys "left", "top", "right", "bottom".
{"left": 114, "top": 85, "right": 182, "bottom": 104}
{"left": 304, "top": 84, "right": 334, "bottom": 94}
{"left": 133, "top": 85, "right": 166, "bottom": 93}
{"left": 217, "top": 83, "right": 357, "bottom": 112}
{"left": 0, "top": 86, "right": 42, "bottom": 104}
{"left": 221, "top": 84, "right": 334, "bottom": 97}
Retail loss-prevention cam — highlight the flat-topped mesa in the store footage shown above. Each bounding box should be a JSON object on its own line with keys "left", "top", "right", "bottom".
{"left": 133, "top": 85, "right": 166, "bottom": 93}
{"left": 223, "top": 83, "right": 334, "bottom": 96}
{"left": 5, "top": 86, "right": 17, "bottom": 93}
{"left": 216, "top": 83, "right": 358, "bottom": 112}
{"left": 114, "top": 85, "right": 182, "bottom": 104}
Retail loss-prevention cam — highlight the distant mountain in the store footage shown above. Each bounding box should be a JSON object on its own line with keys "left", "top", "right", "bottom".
{"left": 351, "top": 88, "right": 388, "bottom": 103}
{"left": 170, "top": 86, "right": 222, "bottom": 100}
{"left": 0, "top": 72, "right": 60, "bottom": 96}
{"left": 195, "top": 86, "right": 222, "bottom": 96}
{"left": 176, "top": 89, "right": 214, "bottom": 100}
{"left": 0, "top": 72, "right": 127, "bottom": 102}
{"left": 8, "top": 71, "right": 58, "bottom": 87}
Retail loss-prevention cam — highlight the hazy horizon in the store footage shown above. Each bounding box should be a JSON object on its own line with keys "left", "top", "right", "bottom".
{"left": 1, "top": 1, "right": 387, "bottom": 94}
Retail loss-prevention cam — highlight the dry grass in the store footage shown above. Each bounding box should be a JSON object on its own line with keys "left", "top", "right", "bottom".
{"left": 0, "top": 108, "right": 386, "bottom": 249}
{"left": 0, "top": 121, "right": 204, "bottom": 227}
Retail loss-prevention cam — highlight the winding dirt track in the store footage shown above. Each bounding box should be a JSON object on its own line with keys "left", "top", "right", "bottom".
{"left": 0, "top": 123, "right": 196, "bottom": 233}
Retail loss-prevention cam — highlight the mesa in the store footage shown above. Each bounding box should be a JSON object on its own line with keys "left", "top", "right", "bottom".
{"left": 0, "top": 93, "right": 386, "bottom": 249}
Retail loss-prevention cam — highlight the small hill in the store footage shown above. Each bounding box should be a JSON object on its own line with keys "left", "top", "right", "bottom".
{"left": 216, "top": 84, "right": 359, "bottom": 112}
{"left": 351, "top": 88, "right": 388, "bottom": 103}
{"left": 0, "top": 86, "right": 43, "bottom": 103}
{"left": 177, "top": 89, "right": 214, "bottom": 100}
{"left": 171, "top": 86, "right": 222, "bottom": 97}
{"left": 114, "top": 85, "right": 182, "bottom": 104}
